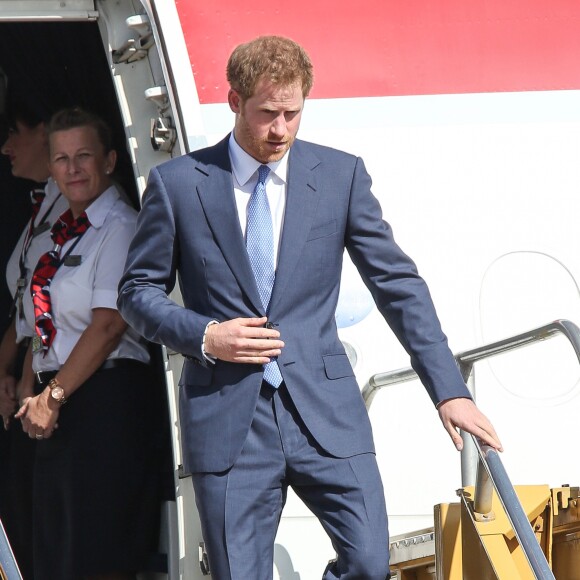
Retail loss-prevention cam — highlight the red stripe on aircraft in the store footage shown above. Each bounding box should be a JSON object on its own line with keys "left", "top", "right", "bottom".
{"left": 174, "top": 0, "right": 580, "bottom": 104}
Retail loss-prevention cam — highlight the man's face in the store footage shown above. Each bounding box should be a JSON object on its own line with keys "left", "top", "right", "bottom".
{"left": 229, "top": 78, "right": 304, "bottom": 163}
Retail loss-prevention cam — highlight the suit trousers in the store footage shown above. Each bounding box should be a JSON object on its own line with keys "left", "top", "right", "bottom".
{"left": 191, "top": 382, "right": 390, "bottom": 580}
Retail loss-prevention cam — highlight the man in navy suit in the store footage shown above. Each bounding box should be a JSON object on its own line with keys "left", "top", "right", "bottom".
{"left": 118, "top": 36, "right": 501, "bottom": 580}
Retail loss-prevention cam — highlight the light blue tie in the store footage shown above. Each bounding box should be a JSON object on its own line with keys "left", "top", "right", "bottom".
{"left": 246, "top": 165, "right": 283, "bottom": 387}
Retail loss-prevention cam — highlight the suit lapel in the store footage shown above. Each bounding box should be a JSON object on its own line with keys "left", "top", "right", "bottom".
{"left": 269, "top": 142, "right": 321, "bottom": 314}
{"left": 195, "top": 138, "right": 321, "bottom": 316}
{"left": 195, "top": 138, "right": 265, "bottom": 313}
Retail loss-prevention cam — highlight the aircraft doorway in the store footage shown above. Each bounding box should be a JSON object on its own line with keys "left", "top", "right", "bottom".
{"left": 0, "top": 15, "right": 176, "bottom": 580}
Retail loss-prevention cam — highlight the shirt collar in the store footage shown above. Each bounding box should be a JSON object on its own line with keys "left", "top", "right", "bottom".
{"left": 84, "top": 185, "right": 120, "bottom": 229}
{"left": 228, "top": 132, "right": 289, "bottom": 187}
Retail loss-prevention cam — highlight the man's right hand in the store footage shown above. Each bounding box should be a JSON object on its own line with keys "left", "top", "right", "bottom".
{"left": 205, "top": 317, "right": 284, "bottom": 364}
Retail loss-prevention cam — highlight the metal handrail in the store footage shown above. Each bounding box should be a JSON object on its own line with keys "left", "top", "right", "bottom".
{"left": 474, "top": 441, "right": 555, "bottom": 580}
{"left": 0, "top": 518, "right": 22, "bottom": 580}
{"left": 363, "top": 318, "right": 580, "bottom": 484}
{"left": 362, "top": 319, "right": 580, "bottom": 580}
{"left": 362, "top": 318, "right": 580, "bottom": 408}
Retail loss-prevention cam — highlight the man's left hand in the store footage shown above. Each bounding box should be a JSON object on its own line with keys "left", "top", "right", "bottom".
{"left": 437, "top": 397, "right": 503, "bottom": 452}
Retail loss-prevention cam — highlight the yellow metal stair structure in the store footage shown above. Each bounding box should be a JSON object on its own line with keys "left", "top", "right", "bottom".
{"left": 389, "top": 485, "right": 580, "bottom": 579}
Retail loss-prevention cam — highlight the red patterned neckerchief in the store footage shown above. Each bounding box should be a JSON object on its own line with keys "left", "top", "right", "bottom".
{"left": 30, "top": 209, "right": 91, "bottom": 355}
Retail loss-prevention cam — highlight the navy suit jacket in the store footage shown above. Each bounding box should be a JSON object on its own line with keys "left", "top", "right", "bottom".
{"left": 117, "top": 135, "right": 471, "bottom": 473}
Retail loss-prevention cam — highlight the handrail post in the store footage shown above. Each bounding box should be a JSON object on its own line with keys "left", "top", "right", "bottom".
{"left": 459, "top": 361, "right": 477, "bottom": 487}
{"left": 473, "top": 458, "right": 493, "bottom": 517}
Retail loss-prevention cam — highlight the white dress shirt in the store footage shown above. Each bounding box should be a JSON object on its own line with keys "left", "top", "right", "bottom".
{"left": 26, "top": 186, "right": 150, "bottom": 372}
{"left": 6, "top": 178, "right": 69, "bottom": 343}
{"left": 228, "top": 133, "right": 289, "bottom": 263}
{"left": 200, "top": 136, "right": 290, "bottom": 362}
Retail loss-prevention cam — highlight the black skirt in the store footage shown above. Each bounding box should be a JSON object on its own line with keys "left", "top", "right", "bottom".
{"left": 0, "top": 340, "right": 35, "bottom": 580}
{"left": 32, "top": 361, "right": 170, "bottom": 579}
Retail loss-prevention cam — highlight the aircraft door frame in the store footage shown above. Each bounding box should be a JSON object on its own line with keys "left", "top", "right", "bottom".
{"left": 0, "top": 0, "right": 97, "bottom": 20}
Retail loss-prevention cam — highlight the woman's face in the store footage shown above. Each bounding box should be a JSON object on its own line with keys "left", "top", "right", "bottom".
{"left": 48, "top": 125, "right": 116, "bottom": 216}
{"left": 1, "top": 120, "right": 49, "bottom": 182}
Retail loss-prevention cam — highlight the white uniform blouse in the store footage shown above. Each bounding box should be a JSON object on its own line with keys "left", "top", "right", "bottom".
{"left": 25, "top": 185, "right": 150, "bottom": 372}
{"left": 6, "top": 179, "right": 69, "bottom": 343}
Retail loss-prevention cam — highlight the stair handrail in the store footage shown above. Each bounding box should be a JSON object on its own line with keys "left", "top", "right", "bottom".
{"left": 0, "top": 518, "right": 22, "bottom": 580}
{"left": 362, "top": 318, "right": 580, "bottom": 580}
{"left": 364, "top": 318, "right": 580, "bottom": 488}
{"left": 362, "top": 319, "right": 580, "bottom": 408}
{"left": 473, "top": 440, "right": 555, "bottom": 580}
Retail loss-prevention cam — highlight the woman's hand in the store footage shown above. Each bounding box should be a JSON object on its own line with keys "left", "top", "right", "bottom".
{"left": 0, "top": 374, "right": 17, "bottom": 429}
{"left": 15, "top": 390, "right": 59, "bottom": 439}
{"left": 0, "top": 318, "right": 19, "bottom": 428}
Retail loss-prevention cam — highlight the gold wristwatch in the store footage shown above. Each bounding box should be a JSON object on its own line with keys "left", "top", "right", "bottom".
{"left": 47, "top": 378, "right": 67, "bottom": 405}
